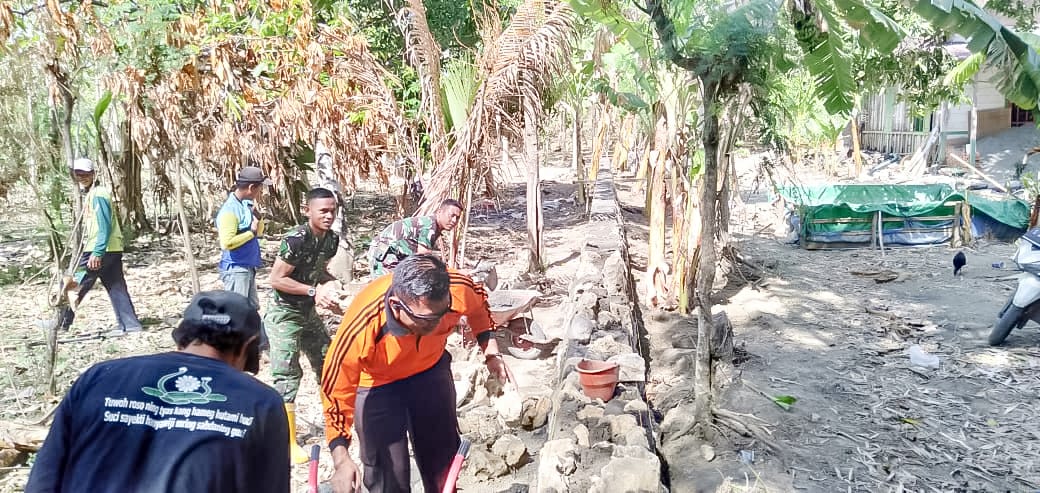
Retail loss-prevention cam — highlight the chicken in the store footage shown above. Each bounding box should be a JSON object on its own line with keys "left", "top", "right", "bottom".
{"left": 953, "top": 251, "right": 966, "bottom": 276}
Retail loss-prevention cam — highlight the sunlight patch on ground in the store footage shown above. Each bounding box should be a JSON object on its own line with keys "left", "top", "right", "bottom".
{"left": 783, "top": 327, "right": 833, "bottom": 349}
{"left": 965, "top": 350, "right": 1013, "bottom": 370}
{"left": 806, "top": 289, "right": 845, "bottom": 305}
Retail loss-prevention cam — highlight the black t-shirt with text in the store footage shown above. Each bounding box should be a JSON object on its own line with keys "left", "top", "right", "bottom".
{"left": 25, "top": 352, "right": 289, "bottom": 493}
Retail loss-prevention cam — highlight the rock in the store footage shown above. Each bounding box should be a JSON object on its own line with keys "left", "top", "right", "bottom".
{"left": 659, "top": 405, "right": 696, "bottom": 442}
{"left": 573, "top": 423, "right": 591, "bottom": 447}
{"left": 577, "top": 405, "right": 605, "bottom": 422}
{"left": 497, "top": 484, "right": 530, "bottom": 493}
{"left": 623, "top": 399, "right": 649, "bottom": 415}
{"left": 623, "top": 428, "right": 649, "bottom": 448}
{"left": 0, "top": 449, "right": 25, "bottom": 468}
{"left": 537, "top": 439, "right": 578, "bottom": 492}
{"left": 612, "top": 445, "right": 657, "bottom": 461}
{"left": 601, "top": 252, "right": 627, "bottom": 296}
{"left": 469, "top": 448, "right": 509, "bottom": 480}
{"left": 607, "top": 414, "right": 640, "bottom": 443}
{"left": 458, "top": 406, "right": 501, "bottom": 443}
{"left": 492, "top": 434, "right": 528, "bottom": 467}
{"left": 658, "top": 347, "right": 695, "bottom": 367}
{"left": 659, "top": 435, "right": 698, "bottom": 465}
{"left": 597, "top": 309, "right": 620, "bottom": 327}
{"left": 608, "top": 353, "right": 646, "bottom": 382}
{"left": 587, "top": 334, "right": 628, "bottom": 360}
{"left": 599, "top": 455, "right": 661, "bottom": 493}
{"left": 576, "top": 291, "right": 600, "bottom": 318}
{"left": 520, "top": 396, "right": 552, "bottom": 430}
{"left": 495, "top": 387, "right": 524, "bottom": 427}
{"left": 562, "top": 377, "right": 592, "bottom": 405}
{"left": 566, "top": 314, "right": 595, "bottom": 342}
{"left": 701, "top": 444, "right": 716, "bottom": 461}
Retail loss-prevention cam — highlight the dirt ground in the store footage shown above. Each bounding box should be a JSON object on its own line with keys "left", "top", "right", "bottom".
{"left": 618, "top": 152, "right": 1040, "bottom": 492}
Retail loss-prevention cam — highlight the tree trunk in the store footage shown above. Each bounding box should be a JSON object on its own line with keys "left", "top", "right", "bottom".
{"left": 679, "top": 186, "right": 700, "bottom": 314}
{"left": 590, "top": 107, "right": 609, "bottom": 189}
{"left": 693, "top": 81, "right": 721, "bottom": 439}
{"left": 45, "top": 62, "right": 77, "bottom": 397}
{"left": 524, "top": 100, "right": 543, "bottom": 273}
{"left": 174, "top": 155, "right": 201, "bottom": 294}
{"left": 110, "top": 121, "right": 149, "bottom": 233}
{"left": 646, "top": 114, "right": 669, "bottom": 308}
{"left": 849, "top": 113, "right": 862, "bottom": 177}
{"left": 573, "top": 103, "right": 586, "bottom": 206}
{"left": 612, "top": 114, "right": 634, "bottom": 173}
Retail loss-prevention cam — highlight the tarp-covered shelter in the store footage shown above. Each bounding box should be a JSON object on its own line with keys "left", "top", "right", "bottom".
{"left": 777, "top": 184, "right": 1030, "bottom": 249}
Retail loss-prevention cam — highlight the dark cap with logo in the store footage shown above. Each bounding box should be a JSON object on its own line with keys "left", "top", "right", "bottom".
{"left": 236, "top": 166, "right": 273, "bottom": 185}
{"left": 180, "top": 290, "right": 261, "bottom": 337}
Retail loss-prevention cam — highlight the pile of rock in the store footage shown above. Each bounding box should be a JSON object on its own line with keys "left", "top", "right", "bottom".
{"left": 538, "top": 165, "right": 663, "bottom": 493}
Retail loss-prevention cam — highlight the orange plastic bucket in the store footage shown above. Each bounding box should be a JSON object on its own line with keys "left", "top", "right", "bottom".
{"left": 575, "top": 359, "right": 620, "bottom": 402}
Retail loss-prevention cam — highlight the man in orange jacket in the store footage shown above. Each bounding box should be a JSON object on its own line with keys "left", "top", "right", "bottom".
{"left": 320, "top": 254, "right": 511, "bottom": 493}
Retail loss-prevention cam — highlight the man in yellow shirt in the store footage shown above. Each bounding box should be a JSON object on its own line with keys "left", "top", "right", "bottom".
{"left": 215, "top": 166, "right": 272, "bottom": 350}
{"left": 58, "top": 158, "right": 142, "bottom": 335}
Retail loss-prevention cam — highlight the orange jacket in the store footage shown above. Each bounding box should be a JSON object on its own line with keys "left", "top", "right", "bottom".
{"left": 320, "top": 271, "right": 494, "bottom": 450}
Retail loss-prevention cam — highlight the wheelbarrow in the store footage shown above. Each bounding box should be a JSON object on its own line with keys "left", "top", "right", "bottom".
{"left": 486, "top": 289, "right": 559, "bottom": 360}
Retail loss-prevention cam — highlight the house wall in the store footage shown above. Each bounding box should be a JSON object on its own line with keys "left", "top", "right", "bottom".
{"left": 947, "top": 67, "right": 1010, "bottom": 141}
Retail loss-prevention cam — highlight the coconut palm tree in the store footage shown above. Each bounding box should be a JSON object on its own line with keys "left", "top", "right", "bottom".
{"left": 417, "top": 0, "right": 577, "bottom": 272}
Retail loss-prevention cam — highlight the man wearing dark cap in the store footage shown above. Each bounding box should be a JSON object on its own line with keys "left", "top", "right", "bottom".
{"left": 216, "top": 165, "right": 273, "bottom": 350}
{"left": 58, "top": 157, "right": 143, "bottom": 335}
{"left": 26, "top": 291, "right": 290, "bottom": 493}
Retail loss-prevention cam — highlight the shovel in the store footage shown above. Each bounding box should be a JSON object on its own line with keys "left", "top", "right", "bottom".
{"left": 308, "top": 444, "right": 320, "bottom": 493}
{"left": 441, "top": 438, "right": 471, "bottom": 493}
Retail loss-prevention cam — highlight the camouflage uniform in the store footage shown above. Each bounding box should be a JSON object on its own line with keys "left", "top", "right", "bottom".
{"left": 367, "top": 215, "right": 440, "bottom": 277}
{"left": 266, "top": 224, "right": 338, "bottom": 402}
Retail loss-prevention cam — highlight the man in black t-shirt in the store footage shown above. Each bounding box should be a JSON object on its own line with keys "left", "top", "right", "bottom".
{"left": 26, "top": 291, "right": 289, "bottom": 493}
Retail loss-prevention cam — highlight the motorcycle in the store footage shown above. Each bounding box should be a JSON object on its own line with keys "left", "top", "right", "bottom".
{"left": 989, "top": 228, "right": 1040, "bottom": 345}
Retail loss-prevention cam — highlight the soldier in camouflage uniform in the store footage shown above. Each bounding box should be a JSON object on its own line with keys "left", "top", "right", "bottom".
{"left": 265, "top": 187, "right": 343, "bottom": 464}
{"left": 368, "top": 199, "right": 463, "bottom": 277}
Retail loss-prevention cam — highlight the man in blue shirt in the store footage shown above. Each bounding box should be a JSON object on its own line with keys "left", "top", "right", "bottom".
{"left": 26, "top": 290, "right": 290, "bottom": 493}
{"left": 58, "top": 158, "right": 142, "bottom": 335}
{"left": 216, "top": 166, "right": 272, "bottom": 350}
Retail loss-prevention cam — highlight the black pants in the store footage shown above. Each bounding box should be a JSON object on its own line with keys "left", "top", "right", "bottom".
{"left": 59, "top": 252, "right": 141, "bottom": 332}
{"left": 355, "top": 352, "right": 459, "bottom": 493}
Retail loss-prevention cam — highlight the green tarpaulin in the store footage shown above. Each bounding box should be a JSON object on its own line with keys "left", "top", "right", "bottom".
{"left": 775, "top": 184, "right": 1030, "bottom": 247}
{"left": 777, "top": 184, "right": 1029, "bottom": 229}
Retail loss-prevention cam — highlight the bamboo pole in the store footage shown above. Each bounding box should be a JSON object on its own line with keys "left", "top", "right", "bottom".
{"left": 524, "top": 99, "right": 543, "bottom": 273}
{"left": 572, "top": 104, "right": 585, "bottom": 206}
{"left": 949, "top": 153, "right": 1007, "bottom": 193}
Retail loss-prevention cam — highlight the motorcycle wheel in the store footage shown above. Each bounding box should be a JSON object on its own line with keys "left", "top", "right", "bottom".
{"left": 989, "top": 304, "right": 1024, "bottom": 346}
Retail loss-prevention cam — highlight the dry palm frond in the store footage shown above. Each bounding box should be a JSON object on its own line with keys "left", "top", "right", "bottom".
{"left": 115, "top": 5, "right": 415, "bottom": 200}
{"left": 417, "top": 0, "right": 576, "bottom": 215}
{"left": 0, "top": 2, "right": 13, "bottom": 46}
{"left": 398, "top": 0, "right": 447, "bottom": 164}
